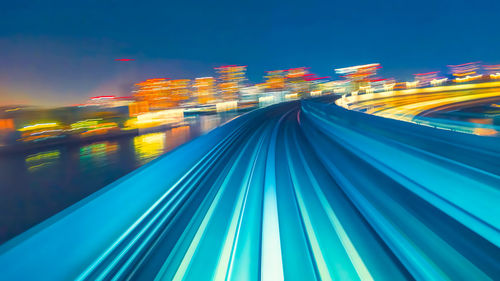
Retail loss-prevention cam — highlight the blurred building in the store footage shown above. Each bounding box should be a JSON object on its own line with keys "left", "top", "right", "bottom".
{"left": 129, "top": 101, "right": 150, "bottom": 117}
{"left": 335, "top": 63, "right": 380, "bottom": 93}
{"left": 484, "top": 64, "right": 500, "bottom": 79}
{"left": 133, "top": 78, "right": 191, "bottom": 110}
{"left": 239, "top": 86, "right": 261, "bottom": 104}
{"left": 265, "top": 70, "right": 286, "bottom": 91}
{"left": 0, "top": 118, "right": 14, "bottom": 131}
{"left": 285, "top": 67, "right": 311, "bottom": 97}
{"left": 193, "top": 77, "right": 217, "bottom": 104}
{"left": 413, "top": 71, "right": 439, "bottom": 87}
{"left": 215, "top": 65, "right": 247, "bottom": 101}
{"left": 0, "top": 118, "right": 15, "bottom": 146}
{"left": 448, "top": 62, "right": 482, "bottom": 82}
{"left": 303, "top": 75, "right": 331, "bottom": 96}
{"left": 319, "top": 80, "right": 349, "bottom": 94}
{"left": 169, "top": 79, "right": 191, "bottom": 104}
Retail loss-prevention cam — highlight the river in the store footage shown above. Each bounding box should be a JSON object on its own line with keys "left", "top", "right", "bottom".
{"left": 0, "top": 113, "right": 239, "bottom": 244}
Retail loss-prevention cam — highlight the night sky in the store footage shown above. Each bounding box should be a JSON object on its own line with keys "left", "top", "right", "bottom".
{"left": 2, "top": 0, "right": 500, "bottom": 106}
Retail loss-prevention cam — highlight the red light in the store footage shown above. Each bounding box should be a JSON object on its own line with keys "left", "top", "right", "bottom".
{"left": 414, "top": 71, "right": 439, "bottom": 76}
{"left": 447, "top": 62, "right": 480, "bottom": 67}
{"left": 91, "top": 95, "right": 115, "bottom": 100}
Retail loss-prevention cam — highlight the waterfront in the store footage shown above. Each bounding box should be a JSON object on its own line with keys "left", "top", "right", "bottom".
{"left": 0, "top": 113, "right": 238, "bottom": 244}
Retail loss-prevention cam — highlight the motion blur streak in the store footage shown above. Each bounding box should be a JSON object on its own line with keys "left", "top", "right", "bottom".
{"left": 0, "top": 100, "right": 498, "bottom": 280}
{"left": 338, "top": 82, "right": 500, "bottom": 135}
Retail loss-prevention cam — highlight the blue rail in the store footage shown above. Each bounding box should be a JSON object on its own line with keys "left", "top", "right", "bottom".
{"left": 0, "top": 101, "right": 498, "bottom": 280}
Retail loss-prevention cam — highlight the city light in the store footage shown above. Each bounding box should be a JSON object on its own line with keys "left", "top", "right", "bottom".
{"left": 1, "top": 1, "right": 500, "bottom": 280}
{"left": 18, "top": 122, "right": 59, "bottom": 132}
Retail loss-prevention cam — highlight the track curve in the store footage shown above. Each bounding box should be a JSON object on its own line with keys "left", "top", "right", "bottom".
{"left": 0, "top": 100, "right": 499, "bottom": 281}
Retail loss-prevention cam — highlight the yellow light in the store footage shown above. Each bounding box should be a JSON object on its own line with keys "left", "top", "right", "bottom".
{"left": 216, "top": 101, "right": 238, "bottom": 112}
{"left": 134, "top": 132, "right": 165, "bottom": 164}
{"left": 454, "top": 74, "right": 482, "bottom": 83}
{"left": 18, "top": 122, "right": 59, "bottom": 132}
{"left": 70, "top": 119, "right": 101, "bottom": 130}
{"left": 406, "top": 81, "right": 419, "bottom": 88}
{"left": 285, "top": 93, "right": 299, "bottom": 99}
{"left": 430, "top": 78, "right": 448, "bottom": 86}
{"left": 25, "top": 150, "right": 60, "bottom": 163}
{"left": 490, "top": 73, "right": 500, "bottom": 79}
{"left": 337, "top": 82, "right": 500, "bottom": 137}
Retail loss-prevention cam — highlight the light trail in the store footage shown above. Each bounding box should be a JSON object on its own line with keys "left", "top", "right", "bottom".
{"left": 0, "top": 101, "right": 498, "bottom": 280}
{"left": 338, "top": 82, "right": 500, "bottom": 135}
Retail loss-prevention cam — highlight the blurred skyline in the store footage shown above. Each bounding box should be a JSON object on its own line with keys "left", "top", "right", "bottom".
{"left": 2, "top": 0, "right": 500, "bottom": 106}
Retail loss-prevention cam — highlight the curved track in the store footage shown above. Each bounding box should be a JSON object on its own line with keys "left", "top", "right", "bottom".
{"left": 0, "top": 101, "right": 499, "bottom": 281}
{"left": 338, "top": 84, "right": 500, "bottom": 135}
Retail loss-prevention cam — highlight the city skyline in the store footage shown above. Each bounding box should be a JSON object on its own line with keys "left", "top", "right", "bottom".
{"left": 2, "top": 0, "right": 500, "bottom": 106}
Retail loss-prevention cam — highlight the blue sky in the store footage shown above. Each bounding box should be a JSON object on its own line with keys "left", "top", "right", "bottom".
{"left": 1, "top": 0, "right": 500, "bottom": 106}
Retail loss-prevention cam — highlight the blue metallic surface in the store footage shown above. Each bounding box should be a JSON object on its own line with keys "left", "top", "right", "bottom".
{"left": 0, "top": 100, "right": 499, "bottom": 280}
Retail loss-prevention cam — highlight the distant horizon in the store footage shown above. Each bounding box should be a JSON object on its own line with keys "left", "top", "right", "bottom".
{"left": 1, "top": 60, "right": 498, "bottom": 108}
{"left": 2, "top": 0, "right": 500, "bottom": 106}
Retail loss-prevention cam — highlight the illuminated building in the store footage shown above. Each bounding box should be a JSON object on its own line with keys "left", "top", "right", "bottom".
{"left": 169, "top": 79, "right": 191, "bottom": 103}
{"left": 430, "top": 78, "right": 448, "bottom": 86}
{"left": 17, "top": 122, "right": 64, "bottom": 142}
{"left": 484, "top": 64, "right": 500, "bottom": 79}
{"left": 0, "top": 119, "right": 14, "bottom": 131}
{"left": 264, "top": 70, "right": 286, "bottom": 91}
{"left": 128, "top": 101, "right": 150, "bottom": 117}
{"left": 215, "top": 65, "right": 247, "bottom": 101}
{"left": 335, "top": 63, "right": 380, "bottom": 93}
{"left": 239, "top": 86, "right": 261, "bottom": 104}
{"left": 258, "top": 70, "right": 288, "bottom": 104}
{"left": 258, "top": 95, "right": 275, "bottom": 107}
{"left": 320, "top": 80, "right": 350, "bottom": 94}
{"left": 285, "top": 67, "right": 312, "bottom": 97}
{"left": 303, "top": 75, "right": 331, "bottom": 95}
{"left": 406, "top": 81, "right": 419, "bottom": 89}
{"left": 383, "top": 81, "right": 396, "bottom": 92}
{"left": 393, "top": 82, "right": 407, "bottom": 90}
{"left": 490, "top": 73, "right": 500, "bottom": 79}
{"left": 448, "top": 62, "right": 480, "bottom": 77}
{"left": 448, "top": 62, "right": 483, "bottom": 83}
{"left": 260, "top": 67, "right": 327, "bottom": 101}
{"left": 133, "top": 78, "right": 169, "bottom": 108}
{"left": 216, "top": 101, "right": 238, "bottom": 112}
{"left": 413, "top": 71, "right": 439, "bottom": 87}
{"left": 193, "top": 77, "right": 217, "bottom": 104}
{"left": 125, "top": 109, "right": 184, "bottom": 130}
{"left": 133, "top": 78, "right": 191, "bottom": 109}
{"left": 0, "top": 118, "right": 15, "bottom": 146}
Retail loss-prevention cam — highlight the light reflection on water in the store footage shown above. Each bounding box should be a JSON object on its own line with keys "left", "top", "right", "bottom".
{"left": 0, "top": 113, "right": 239, "bottom": 244}
{"left": 134, "top": 132, "right": 166, "bottom": 165}
{"left": 166, "top": 126, "right": 191, "bottom": 147}
{"left": 133, "top": 125, "right": 192, "bottom": 165}
{"left": 79, "top": 141, "right": 119, "bottom": 170}
{"left": 25, "top": 150, "right": 61, "bottom": 172}
{"left": 200, "top": 115, "right": 221, "bottom": 133}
